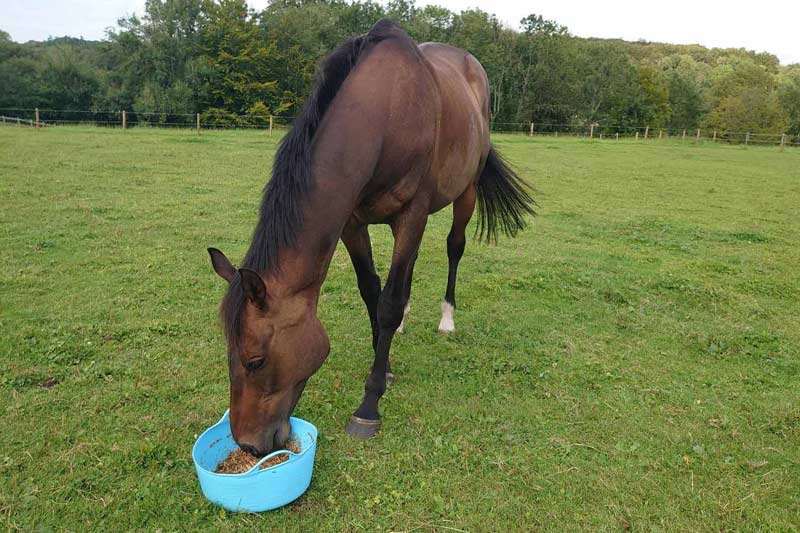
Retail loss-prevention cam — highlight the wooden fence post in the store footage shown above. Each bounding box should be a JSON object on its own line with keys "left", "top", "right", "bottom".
{"left": 599, "top": 133, "right": 603, "bottom": 140}
{"left": 644, "top": 126, "right": 649, "bottom": 139}
{"left": 682, "top": 129, "right": 686, "bottom": 141}
{"left": 196, "top": 113, "right": 200, "bottom": 133}
{"left": 696, "top": 129, "right": 700, "bottom": 143}
{"left": 589, "top": 123, "right": 595, "bottom": 139}
{"left": 780, "top": 133, "right": 786, "bottom": 151}
{"left": 745, "top": 132, "right": 750, "bottom": 145}
{"left": 17, "top": 117, "right": 21, "bottom": 126}
{"left": 35, "top": 107, "right": 39, "bottom": 129}
{"left": 615, "top": 132, "right": 619, "bottom": 141}
{"left": 635, "top": 131, "right": 639, "bottom": 140}
{"left": 269, "top": 115, "right": 273, "bottom": 135}
{"left": 122, "top": 110, "right": 127, "bottom": 130}
{"left": 713, "top": 130, "right": 717, "bottom": 143}
{"left": 659, "top": 129, "right": 663, "bottom": 140}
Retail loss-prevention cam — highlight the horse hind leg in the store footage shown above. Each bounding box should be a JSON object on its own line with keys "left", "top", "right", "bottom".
{"left": 395, "top": 303, "right": 411, "bottom": 333}
{"left": 439, "top": 184, "right": 477, "bottom": 334}
{"left": 395, "top": 250, "right": 417, "bottom": 335}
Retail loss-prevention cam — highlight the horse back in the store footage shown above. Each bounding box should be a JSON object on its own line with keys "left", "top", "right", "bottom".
{"left": 311, "top": 27, "right": 487, "bottom": 225}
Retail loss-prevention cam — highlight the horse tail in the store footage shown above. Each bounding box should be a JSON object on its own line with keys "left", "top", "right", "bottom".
{"left": 475, "top": 146, "right": 536, "bottom": 243}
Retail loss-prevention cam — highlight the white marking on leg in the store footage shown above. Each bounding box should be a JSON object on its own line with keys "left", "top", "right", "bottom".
{"left": 438, "top": 301, "right": 455, "bottom": 334}
{"left": 396, "top": 302, "right": 411, "bottom": 334}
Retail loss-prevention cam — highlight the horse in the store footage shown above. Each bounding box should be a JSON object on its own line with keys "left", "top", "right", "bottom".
{"left": 207, "top": 19, "right": 534, "bottom": 456}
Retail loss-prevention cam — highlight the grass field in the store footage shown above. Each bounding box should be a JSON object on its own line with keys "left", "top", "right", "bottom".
{"left": 1, "top": 126, "right": 799, "bottom": 531}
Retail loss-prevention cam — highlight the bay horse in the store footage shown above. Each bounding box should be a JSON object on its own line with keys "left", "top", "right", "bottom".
{"left": 208, "top": 19, "right": 534, "bottom": 455}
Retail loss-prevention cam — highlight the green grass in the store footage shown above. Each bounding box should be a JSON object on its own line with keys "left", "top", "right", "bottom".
{"left": 1, "top": 126, "right": 799, "bottom": 531}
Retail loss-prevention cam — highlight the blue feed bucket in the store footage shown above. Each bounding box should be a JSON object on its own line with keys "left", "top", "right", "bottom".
{"left": 192, "top": 410, "right": 318, "bottom": 512}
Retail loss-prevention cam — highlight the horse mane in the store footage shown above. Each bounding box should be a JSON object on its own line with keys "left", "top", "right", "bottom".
{"left": 221, "top": 19, "right": 400, "bottom": 350}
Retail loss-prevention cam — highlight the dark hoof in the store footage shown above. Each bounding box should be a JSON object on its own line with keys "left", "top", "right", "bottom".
{"left": 385, "top": 372, "right": 396, "bottom": 384}
{"left": 346, "top": 415, "right": 381, "bottom": 440}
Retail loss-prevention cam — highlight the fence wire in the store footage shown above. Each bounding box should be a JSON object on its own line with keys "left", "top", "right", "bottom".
{"left": 0, "top": 108, "right": 798, "bottom": 148}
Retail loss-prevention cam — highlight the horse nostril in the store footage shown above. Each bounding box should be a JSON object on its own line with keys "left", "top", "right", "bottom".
{"left": 239, "top": 443, "right": 261, "bottom": 457}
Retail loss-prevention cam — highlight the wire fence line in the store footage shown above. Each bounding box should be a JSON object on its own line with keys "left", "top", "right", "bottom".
{"left": 1, "top": 107, "right": 797, "bottom": 149}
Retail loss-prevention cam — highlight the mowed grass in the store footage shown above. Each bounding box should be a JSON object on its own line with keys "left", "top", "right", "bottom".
{"left": 1, "top": 126, "right": 799, "bottom": 531}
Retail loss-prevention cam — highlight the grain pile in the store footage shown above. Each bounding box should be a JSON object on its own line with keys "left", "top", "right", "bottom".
{"left": 215, "top": 439, "right": 301, "bottom": 474}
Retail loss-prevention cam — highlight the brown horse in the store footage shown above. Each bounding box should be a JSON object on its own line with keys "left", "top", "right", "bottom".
{"left": 208, "top": 20, "right": 534, "bottom": 455}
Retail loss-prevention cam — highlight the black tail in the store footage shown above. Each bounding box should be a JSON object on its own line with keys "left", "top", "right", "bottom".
{"left": 475, "top": 146, "right": 536, "bottom": 243}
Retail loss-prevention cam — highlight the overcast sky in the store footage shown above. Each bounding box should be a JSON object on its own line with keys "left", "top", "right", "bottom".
{"left": 2, "top": 0, "right": 798, "bottom": 65}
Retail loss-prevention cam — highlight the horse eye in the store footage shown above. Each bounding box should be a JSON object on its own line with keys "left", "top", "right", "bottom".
{"left": 244, "top": 357, "right": 265, "bottom": 372}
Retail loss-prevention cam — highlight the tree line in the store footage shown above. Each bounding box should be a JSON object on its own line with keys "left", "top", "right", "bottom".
{"left": 1, "top": 0, "right": 798, "bottom": 135}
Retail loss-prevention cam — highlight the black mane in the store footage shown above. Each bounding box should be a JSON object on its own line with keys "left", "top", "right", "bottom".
{"left": 221, "top": 19, "right": 399, "bottom": 349}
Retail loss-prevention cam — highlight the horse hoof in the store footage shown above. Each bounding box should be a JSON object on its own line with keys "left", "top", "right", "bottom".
{"left": 385, "top": 372, "right": 396, "bottom": 384}
{"left": 437, "top": 327, "right": 454, "bottom": 335}
{"left": 346, "top": 415, "right": 381, "bottom": 440}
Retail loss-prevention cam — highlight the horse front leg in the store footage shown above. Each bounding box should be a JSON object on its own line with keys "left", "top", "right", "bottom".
{"left": 342, "top": 224, "right": 381, "bottom": 352}
{"left": 346, "top": 208, "right": 427, "bottom": 439}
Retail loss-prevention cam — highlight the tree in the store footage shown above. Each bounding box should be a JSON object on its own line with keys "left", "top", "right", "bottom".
{"left": 1, "top": 0, "right": 796, "bottom": 136}
{"left": 200, "top": 0, "right": 292, "bottom": 122}
{"left": 777, "top": 66, "right": 800, "bottom": 136}
{"left": 705, "top": 57, "right": 787, "bottom": 133}
{"left": 661, "top": 54, "right": 708, "bottom": 129}
{"left": 39, "top": 45, "right": 101, "bottom": 110}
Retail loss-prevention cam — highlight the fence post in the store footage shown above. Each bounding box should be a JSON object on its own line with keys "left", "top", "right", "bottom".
{"left": 35, "top": 107, "right": 39, "bottom": 129}
{"left": 644, "top": 126, "right": 649, "bottom": 139}
{"left": 17, "top": 117, "right": 21, "bottom": 127}
{"left": 599, "top": 133, "right": 603, "bottom": 140}
{"left": 713, "top": 130, "right": 717, "bottom": 143}
{"left": 269, "top": 115, "right": 273, "bottom": 135}
{"left": 659, "top": 129, "right": 663, "bottom": 140}
{"left": 695, "top": 129, "right": 700, "bottom": 143}
{"left": 780, "top": 133, "right": 786, "bottom": 152}
{"left": 682, "top": 129, "right": 686, "bottom": 141}
{"left": 196, "top": 113, "right": 200, "bottom": 134}
{"left": 745, "top": 132, "right": 750, "bottom": 145}
{"left": 615, "top": 132, "right": 619, "bottom": 141}
{"left": 636, "top": 131, "right": 639, "bottom": 140}
{"left": 122, "top": 110, "right": 127, "bottom": 130}
{"left": 529, "top": 122, "right": 534, "bottom": 137}
{"left": 589, "top": 123, "right": 594, "bottom": 139}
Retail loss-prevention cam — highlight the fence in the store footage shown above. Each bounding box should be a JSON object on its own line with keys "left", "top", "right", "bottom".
{"left": 0, "top": 108, "right": 295, "bottom": 134}
{"left": 1, "top": 107, "right": 798, "bottom": 149}
{"left": 494, "top": 121, "right": 799, "bottom": 148}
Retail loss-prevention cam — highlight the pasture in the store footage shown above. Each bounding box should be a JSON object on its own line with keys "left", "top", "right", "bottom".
{"left": 1, "top": 126, "right": 798, "bottom": 530}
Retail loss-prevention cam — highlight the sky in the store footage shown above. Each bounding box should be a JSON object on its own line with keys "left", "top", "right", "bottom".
{"left": 2, "top": 0, "right": 798, "bottom": 65}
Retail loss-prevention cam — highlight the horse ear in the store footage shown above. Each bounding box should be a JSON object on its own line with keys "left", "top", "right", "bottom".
{"left": 208, "top": 248, "right": 236, "bottom": 283}
{"left": 239, "top": 268, "right": 267, "bottom": 307}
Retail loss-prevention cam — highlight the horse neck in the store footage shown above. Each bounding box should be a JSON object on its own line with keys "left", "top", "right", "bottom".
{"left": 263, "top": 158, "right": 363, "bottom": 305}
